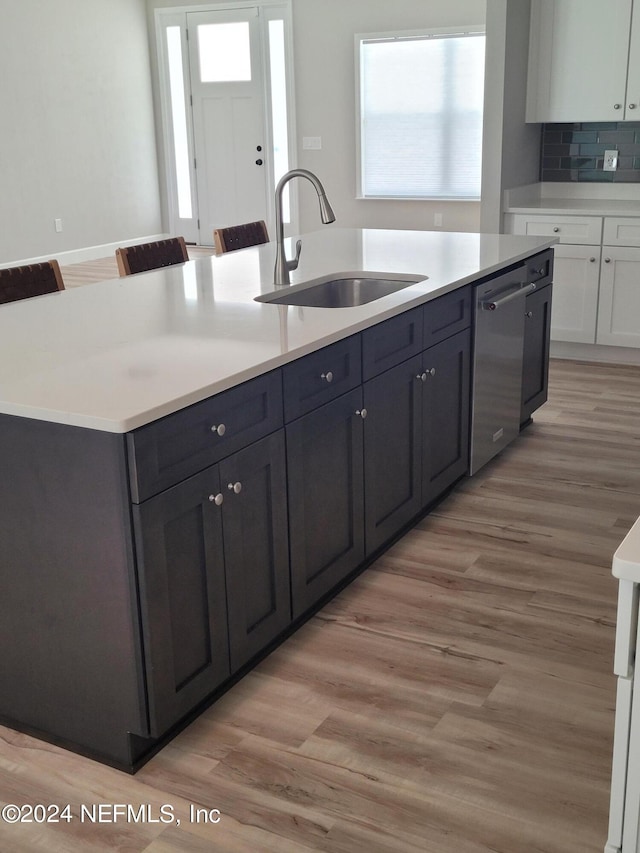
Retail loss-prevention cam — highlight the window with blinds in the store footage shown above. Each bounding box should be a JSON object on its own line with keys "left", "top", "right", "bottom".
{"left": 357, "top": 28, "right": 486, "bottom": 200}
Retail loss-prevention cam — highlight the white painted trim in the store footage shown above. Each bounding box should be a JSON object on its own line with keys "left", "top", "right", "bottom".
{"left": 0, "top": 235, "right": 170, "bottom": 270}
{"left": 550, "top": 340, "right": 640, "bottom": 366}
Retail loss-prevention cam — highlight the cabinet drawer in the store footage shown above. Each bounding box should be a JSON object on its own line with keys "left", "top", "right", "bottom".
{"left": 603, "top": 217, "right": 640, "bottom": 247}
{"left": 283, "top": 336, "right": 361, "bottom": 421}
{"left": 362, "top": 307, "right": 423, "bottom": 380}
{"left": 128, "top": 370, "right": 283, "bottom": 502}
{"left": 423, "top": 285, "right": 471, "bottom": 348}
{"left": 506, "top": 213, "right": 602, "bottom": 245}
{"left": 525, "top": 249, "right": 554, "bottom": 285}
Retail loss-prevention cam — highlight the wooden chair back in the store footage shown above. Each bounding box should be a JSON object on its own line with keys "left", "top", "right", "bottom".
{"left": 116, "top": 237, "right": 189, "bottom": 276}
{"left": 213, "top": 220, "right": 269, "bottom": 255}
{"left": 0, "top": 260, "right": 65, "bottom": 305}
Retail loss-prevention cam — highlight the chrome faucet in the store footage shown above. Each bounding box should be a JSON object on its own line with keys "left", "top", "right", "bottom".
{"left": 274, "top": 169, "right": 335, "bottom": 285}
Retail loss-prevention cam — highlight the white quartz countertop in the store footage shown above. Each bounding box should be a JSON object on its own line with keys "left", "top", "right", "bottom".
{"left": 0, "top": 228, "right": 554, "bottom": 433}
{"left": 505, "top": 197, "right": 640, "bottom": 217}
{"left": 613, "top": 515, "right": 640, "bottom": 583}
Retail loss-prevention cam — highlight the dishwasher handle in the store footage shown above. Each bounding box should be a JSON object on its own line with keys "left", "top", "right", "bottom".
{"left": 482, "top": 281, "right": 537, "bottom": 311}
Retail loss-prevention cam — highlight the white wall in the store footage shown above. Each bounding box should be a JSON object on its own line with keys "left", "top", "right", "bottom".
{"left": 147, "top": 0, "right": 486, "bottom": 237}
{"left": 481, "top": 0, "right": 540, "bottom": 232}
{"left": 291, "top": 0, "right": 486, "bottom": 234}
{"left": 0, "top": 0, "right": 162, "bottom": 265}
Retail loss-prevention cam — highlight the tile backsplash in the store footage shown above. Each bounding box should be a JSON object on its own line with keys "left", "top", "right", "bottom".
{"left": 541, "top": 122, "right": 640, "bottom": 183}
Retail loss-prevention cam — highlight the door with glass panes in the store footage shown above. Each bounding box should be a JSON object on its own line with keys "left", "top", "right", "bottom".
{"left": 187, "top": 8, "right": 269, "bottom": 245}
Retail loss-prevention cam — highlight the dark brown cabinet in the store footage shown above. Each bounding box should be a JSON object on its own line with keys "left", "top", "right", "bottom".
{"left": 421, "top": 329, "right": 471, "bottom": 507}
{"left": 363, "top": 354, "right": 424, "bottom": 553}
{"left": 0, "top": 257, "right": 551, "bottom": 771}
{"left": 132, "top": 430, "right": 290, "bottom": 737}
{"left": 132, "top": 466, "right": 230, "bottom": 738}
{"left": 286, "top": 388, "right": 365, "bottom": 618}
{"left": 521, "top": 282, "right": 553, "bottom": 426}
{"left": 363, "top": 330, "right": 471, "bottom": 555}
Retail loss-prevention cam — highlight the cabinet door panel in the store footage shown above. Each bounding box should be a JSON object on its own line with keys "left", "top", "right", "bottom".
{"left": 597, "top": 247, "right": 640, "bottom": 347}
{"left": 422, "top": 330, "right": 470, "bottom": 507}
{"left": 132, "top": 468, "right": 230, "bottom": 737}
{"left": 526, "top": 0, "right": 631, "bottom": 122}
{"left": 550, "top": 245, "right": 600, "bottom": 343}
{"left": 220, "top": 432, "right": 291, "bottom": 672}
{"left": 287, "top": 388, "right": 365, "bottom": 618}
{"left": 522, "top": 284, "right": 553, "bottom": 424}
{"left": 363, "top": 355, "right": 423, "bottom": 555}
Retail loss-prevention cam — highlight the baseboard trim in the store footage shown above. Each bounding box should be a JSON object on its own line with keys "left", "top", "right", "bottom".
{"left": 550, "top": 341, "right": 640, "bottom": 366}
{"left": 0, "top": 235, "right": 170, "bottom": 270}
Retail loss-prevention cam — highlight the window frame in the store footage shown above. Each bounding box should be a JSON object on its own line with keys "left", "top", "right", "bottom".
{"left": 355, "top": 25, "right": 486, "bottom": 202}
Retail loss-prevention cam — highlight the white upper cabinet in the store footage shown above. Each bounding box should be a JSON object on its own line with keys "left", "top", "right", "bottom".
{"left": 526, "top": 0, "right": 636, "bottom": 122}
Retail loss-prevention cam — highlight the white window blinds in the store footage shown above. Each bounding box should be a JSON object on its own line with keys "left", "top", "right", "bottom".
{"left": 358, "top": 30, "right": 485, "bottom": 200}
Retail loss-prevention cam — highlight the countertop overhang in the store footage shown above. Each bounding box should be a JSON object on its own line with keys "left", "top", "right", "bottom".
{"left": 0, "top": 228, "right": 555, "bottom": 433}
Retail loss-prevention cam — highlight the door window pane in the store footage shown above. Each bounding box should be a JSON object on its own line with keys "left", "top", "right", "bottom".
{"left": 166, "top": 26, "right": 192, "bottom": 219}
{"left": 198, "top": 22, "right": 252, "bottom": 82}
{"left": 269, "top": 19, "right": 290, "bottom": 222}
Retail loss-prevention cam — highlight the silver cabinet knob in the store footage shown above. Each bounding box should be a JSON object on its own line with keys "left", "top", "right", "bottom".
{"left": 553, "top": 226, "right": 560, "bottom": 232}
{"left": 525, "top": 311, "right": 533, "bottom": 319}
{"left": 605, "top": 257, "right": 611, "bottom": 263}
{"left": 321, "top": 371, "right": 333, "bottom": 383}
{"left": 211, "top": 423, "right": 226, "bottom": 436}
{"left": 228, "top": 481, "right": 242, "bottom": 494}
{"left": 614, "top": 103, "right": 622, "bottom": 109}
{"left": 416, "top": 372, "right": 427, "bottom": 382}
{"left": 630, "top": 103, "right": 637, "bottom": 109}
{"left": 355, "top": 408, "right": 367, "bottom": 419}
{"left": 426, "top": 367, "right": 436, "bottom": 377}
{"left": 208, "top": 493, "right": 223, "bottom": 505}
{"left": 589, "top": 257, "right": 596, "bottom": 263}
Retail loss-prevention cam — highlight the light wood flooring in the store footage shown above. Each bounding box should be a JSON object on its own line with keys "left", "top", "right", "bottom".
{"left": 1, "top": 256, "right": 639, "bottom": 851}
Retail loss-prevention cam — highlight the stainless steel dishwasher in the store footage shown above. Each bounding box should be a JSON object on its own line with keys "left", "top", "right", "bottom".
{"left": 469, "top": 263, "right": 538, "bottom": 475}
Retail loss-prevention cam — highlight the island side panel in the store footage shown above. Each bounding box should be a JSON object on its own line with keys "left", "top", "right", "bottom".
{"left": 0, "top": 414, "right": 147, "bottom": 766}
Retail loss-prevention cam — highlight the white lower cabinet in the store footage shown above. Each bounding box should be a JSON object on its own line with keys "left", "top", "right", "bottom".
{"left": 598, "top": 247, "right": 640, "bottom": 348}
{"left": 506, "top": 213, "right": 640, "bottom": 349}
{"left": 551, "top": 244, "right": 601, "bottom": 343}
{"left": 606, "top": 516, "right": 640, "bottom": 853}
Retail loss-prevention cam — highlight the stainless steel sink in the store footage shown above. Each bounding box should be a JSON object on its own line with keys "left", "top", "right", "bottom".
{"left": 255, "top": 272, "right": 427, "bottom": 308}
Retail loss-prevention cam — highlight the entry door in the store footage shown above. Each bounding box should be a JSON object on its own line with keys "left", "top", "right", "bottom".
{"left": 187, "top": 8, "right": 269, "bottom": 246}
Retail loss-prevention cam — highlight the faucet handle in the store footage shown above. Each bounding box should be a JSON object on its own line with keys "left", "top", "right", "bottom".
{"left": 287, "top": 239, "right": 302, "bottom": 272}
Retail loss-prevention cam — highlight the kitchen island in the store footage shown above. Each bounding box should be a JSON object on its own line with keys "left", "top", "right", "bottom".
{"left": 0, "top": 228, "right": 554, "bottom": 770}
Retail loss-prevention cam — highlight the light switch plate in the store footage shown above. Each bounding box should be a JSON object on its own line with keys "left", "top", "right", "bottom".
{"left": 303, "top": 136, "right": 322, "bottom": 150}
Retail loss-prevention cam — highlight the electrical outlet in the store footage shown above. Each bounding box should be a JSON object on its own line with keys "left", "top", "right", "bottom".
{"left": 434, "top": 213, "right": 443, "bottom": 227}
{"left": 604, "top": 150, "right": 618, "bottom": 172}
{"left": 54, "top": 218, "right": 63, "bottom": 232}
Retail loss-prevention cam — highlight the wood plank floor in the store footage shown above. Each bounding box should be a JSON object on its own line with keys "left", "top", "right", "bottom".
{"left": 1, "top": 256, "right": 639, "bottom": 851}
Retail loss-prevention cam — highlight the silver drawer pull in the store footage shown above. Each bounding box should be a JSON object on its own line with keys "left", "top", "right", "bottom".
{"left": 416, "top": 372, "right": 427, "bottom": 382}
{"left": 321, "top": 371, "right": 333, "bottom": 383}
{"left": 355, "top": 408, "right": 367, "bottom": 419}
{"left": 208, "top": 493, "right": 223, "bottom": 506}
{"left": 228, "top": 481, "right": 242, "bottom": 494}
{"left": 211, "top": 423, "right": 226, "bottom": 436}
{"left": 426, "top": 367, "right": 436, "bottom": 377}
